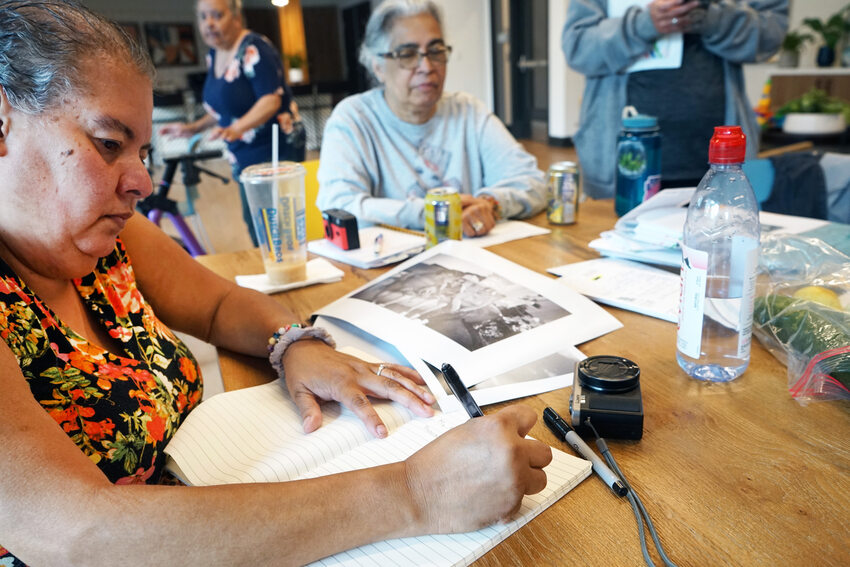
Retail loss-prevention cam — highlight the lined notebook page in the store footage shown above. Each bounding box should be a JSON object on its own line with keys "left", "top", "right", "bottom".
{"left": 308, "top": 448, "right": 589, "bottom": 567}
{"left": 164, "top": 379, "right": 591, "bottom": 566}
{"left": 164, "top": 378, "right": 433, "bottom": 485}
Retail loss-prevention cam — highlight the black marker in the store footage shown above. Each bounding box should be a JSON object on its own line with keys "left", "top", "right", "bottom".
{"left": 441, "top": 363, "right": 483, "bottom": 418}
{"left": 544, "top": 407, "right": 627, "bottom": 497}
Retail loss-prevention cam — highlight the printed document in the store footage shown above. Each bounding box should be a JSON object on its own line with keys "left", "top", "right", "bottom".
{"left": 549, "top": 258, "right": 680, "bottom": 323}
{"left": 608, "top": 0, "right": 683, "bottom": 72}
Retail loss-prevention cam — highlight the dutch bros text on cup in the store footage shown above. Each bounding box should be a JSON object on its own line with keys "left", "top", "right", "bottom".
{"left": 241, "top": 162, "right": 308, "bottom": 285}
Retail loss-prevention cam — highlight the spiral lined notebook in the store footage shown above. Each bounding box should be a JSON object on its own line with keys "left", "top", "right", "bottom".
{"left": 164, "top": 378, "right": 591, "bottom": 566}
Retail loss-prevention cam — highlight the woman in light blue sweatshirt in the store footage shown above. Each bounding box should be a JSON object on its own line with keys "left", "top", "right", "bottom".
{"left": 317, "top": 0, "right": 546, "bottom": 236}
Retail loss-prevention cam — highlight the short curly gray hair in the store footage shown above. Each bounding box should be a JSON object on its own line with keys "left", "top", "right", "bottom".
{"left": 0, "top": 0, "right": 155, "bottom": 114}
{"left": 358, "top": 0, "right": 443, "bottom": 85}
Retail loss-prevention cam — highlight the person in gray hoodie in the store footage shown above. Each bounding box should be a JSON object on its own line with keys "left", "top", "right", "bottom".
{"left": 563, "top": 0, "right": 788, "bottom": 198}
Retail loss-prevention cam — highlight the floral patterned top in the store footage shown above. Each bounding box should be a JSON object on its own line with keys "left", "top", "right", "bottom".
{"left": 203, "top": 31, "right": 296, "bottom": 167}
{"left": 0, "top": 239, "right": 203, "bottom": 566}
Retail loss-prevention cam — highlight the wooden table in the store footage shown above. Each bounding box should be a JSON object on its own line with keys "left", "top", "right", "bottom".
{"left": 197, "top": 198, "right": 850, "bottom": 567}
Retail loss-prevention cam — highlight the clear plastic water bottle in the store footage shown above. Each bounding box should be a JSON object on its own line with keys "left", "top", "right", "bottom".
{"left": 676, "top": 126, "right": 760, "bottom": 382}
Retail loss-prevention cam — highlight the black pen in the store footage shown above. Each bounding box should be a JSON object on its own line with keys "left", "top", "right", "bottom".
{"left": 543, "top": 407, "right": 627, "bottom": 497}
{"left": 441, "top": 363, "right": 484, "bottom": 418}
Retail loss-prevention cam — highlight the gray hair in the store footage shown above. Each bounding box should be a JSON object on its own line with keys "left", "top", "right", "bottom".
{"left": 358, "top": 0, "right": 443, "bottom": 85}
{"left": 196, "top": 0, "right": 244, "bottom": 22}
{"left": 0, "top": 0, "right": 155, "bottom": 114}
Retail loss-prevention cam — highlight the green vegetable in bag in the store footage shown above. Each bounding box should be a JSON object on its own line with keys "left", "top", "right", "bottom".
{"left": 753, "top": 294, "right": 850, "bottom": 390}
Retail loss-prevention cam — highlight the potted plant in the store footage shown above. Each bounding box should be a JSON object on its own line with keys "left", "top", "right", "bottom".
{"left": 778, "top": 28, "right": 812, "bottom": 68}
{"left": 775, "top": 88, "right": 850, "bottom": 135}
{"left": 804, "top": 11, "right": 850, "bottom": 67}
{"left": 286, "top": 52, "right": 305, "bottom": 84}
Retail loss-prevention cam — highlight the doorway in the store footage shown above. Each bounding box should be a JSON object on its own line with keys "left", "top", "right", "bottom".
{"left": 342, "top": 1, "right": 372, "bottom": 95}
{"left": 491, "top": 0, "right": 549, "bottom": 142}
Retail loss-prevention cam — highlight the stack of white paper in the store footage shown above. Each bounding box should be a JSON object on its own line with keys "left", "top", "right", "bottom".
{"left": 589, "top": 188, "right": 834, "bottom": 268}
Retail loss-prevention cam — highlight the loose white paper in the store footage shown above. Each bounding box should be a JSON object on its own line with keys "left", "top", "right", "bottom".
{"left": 463, "top": 220, "right": 551, "bottom": 248}
{"left": 308, "top": 226, "right": 426, "bottom": 269}
{"left": 549, "top": 257, "right": 680, "bottom": 323}
{"left": 314, "top": 315, "right": 584, "bottom": 413}
{"left": 235, "top": 258, "right": 344, "bottom": 294}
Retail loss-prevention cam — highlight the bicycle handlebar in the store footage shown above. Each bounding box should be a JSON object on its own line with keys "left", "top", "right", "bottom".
{"left": 162, "top": 148, "right": 223, "bottom": 165}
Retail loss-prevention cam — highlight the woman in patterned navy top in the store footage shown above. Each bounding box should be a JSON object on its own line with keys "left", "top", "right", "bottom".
{"left": 161, "top": 0, "right": 303, "bottom": 245}
{"left": 0, "top": 2, "right": 552, "bottom": 564}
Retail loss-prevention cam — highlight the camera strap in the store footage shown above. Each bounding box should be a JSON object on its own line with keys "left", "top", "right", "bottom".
{"left": 583, "top": 418, "right": 680, "bottom": 567}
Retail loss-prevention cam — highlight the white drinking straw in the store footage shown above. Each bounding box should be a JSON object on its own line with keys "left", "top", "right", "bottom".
{"left": 272, "top": 123, "right": 279, "bottom": 171}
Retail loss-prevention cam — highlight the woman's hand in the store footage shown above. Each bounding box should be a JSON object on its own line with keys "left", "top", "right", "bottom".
{"left": 277, "top": 111, "right": 294, "bottom": 135}
{"left": 459, "top": 194, "right": 498, "bottom": 237}
{"left": 281, "top": 340, "right": 436, "bottom": 438}
{"left": 404, "top": 405, "right": 553, "bottom": 533}
{"left": 209, "top": 124, "right": 245, "bottom": 143}
{"left": 648, "top": 0, "right": 700, "bottom": 35}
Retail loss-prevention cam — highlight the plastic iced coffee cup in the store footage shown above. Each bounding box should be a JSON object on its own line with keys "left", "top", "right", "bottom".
{"left": 240, "top": 162, "right": 308, "bottom": 285}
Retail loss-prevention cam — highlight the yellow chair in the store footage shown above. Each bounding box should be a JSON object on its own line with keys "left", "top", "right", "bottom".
{"left": 302, "top": 159, "right": 324, "bottom": 241}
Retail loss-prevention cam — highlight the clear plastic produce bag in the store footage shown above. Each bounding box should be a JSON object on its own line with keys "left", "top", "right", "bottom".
{"left": 753, "top": 233, "right": 850, "bottom": 404}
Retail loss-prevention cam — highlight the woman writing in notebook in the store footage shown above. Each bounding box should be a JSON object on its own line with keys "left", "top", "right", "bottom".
{"left": 0, "top": 2, "right": 551, "bottom": 565}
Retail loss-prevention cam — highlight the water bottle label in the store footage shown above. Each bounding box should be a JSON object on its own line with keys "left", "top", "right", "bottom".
{"left": 643, "top": 174, "right": 661, "bottom": 201}
{"left": 677, "top": 245, "right": 708, "bottom": 359}
{"left": 732, "top": 237, "right": 759, "bottom": 358}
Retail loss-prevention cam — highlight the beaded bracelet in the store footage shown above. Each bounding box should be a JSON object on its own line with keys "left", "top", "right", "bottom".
{"left": 268, "top": 324, "right": 336, "bottom": 378}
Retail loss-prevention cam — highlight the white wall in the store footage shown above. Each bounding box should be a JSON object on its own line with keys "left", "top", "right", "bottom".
{"left": 549, "top": 0, "right": 583, "bottom": 139}
{"left": 434, "top": 0, "right": 493, "bottom": 109}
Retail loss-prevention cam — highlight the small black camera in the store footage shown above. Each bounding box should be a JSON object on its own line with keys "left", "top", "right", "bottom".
{"left": 322, "top": 208, "right": 360, "bottom": 250}
{"left": 570, "top": 355, "right": 643, "bottom": 440}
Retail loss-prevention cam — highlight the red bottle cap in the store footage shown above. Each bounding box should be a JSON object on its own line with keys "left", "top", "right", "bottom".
{"left": 708, "top": 125, "right": 746, "bottom": 164}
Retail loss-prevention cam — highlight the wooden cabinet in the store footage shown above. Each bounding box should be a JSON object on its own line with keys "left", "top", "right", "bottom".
{"left": 768, "top": 68, "right": 850, "bottom": 115}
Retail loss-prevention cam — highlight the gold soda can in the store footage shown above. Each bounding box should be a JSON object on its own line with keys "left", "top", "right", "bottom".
{"left": 424, "top": 187, "right": 462, "bottom": 248}
{"left": 547, "top": 161, "right": 580, "bottom": 225}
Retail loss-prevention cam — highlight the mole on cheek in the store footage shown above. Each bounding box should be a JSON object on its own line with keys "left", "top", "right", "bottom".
{"left": 60, "top": 149, "right": 74, "bottom": 158}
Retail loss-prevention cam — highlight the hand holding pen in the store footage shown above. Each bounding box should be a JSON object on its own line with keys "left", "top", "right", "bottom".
{"left": 441, "top": 363, "right": 483, "bottom": 418}
{"left": 405, "top": 403, "right": 552, "bottom": 530}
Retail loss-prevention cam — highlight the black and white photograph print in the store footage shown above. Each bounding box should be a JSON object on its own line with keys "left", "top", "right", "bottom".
{"left": 353, "top": 254, "right": 569, "bottom": 351}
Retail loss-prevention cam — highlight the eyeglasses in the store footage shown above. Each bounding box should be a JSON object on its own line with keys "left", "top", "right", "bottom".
{"left": 378, "top": 45, "right": 452, "bottom": 69}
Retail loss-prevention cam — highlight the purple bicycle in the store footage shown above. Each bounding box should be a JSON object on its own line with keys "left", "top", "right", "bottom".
{"left": 139, "top": 138, "right": 229, "bottom": 257}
